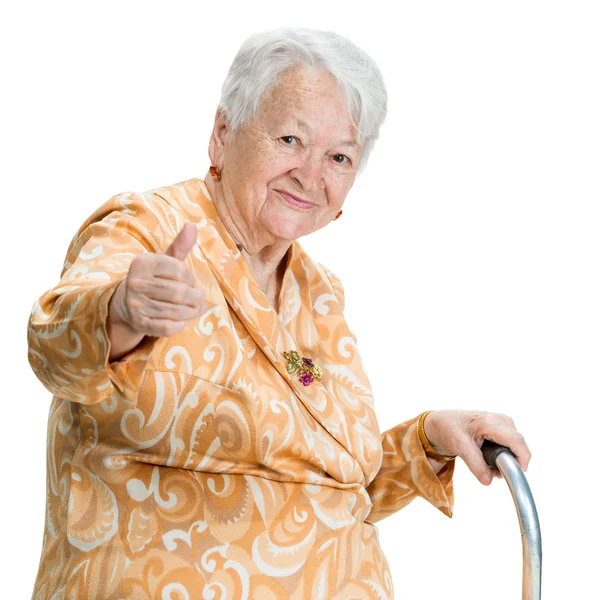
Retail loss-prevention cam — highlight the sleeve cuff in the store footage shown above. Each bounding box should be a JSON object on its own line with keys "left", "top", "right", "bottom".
{"left": 99, "top": 276, "right": 158, "bottom": 403}
{"left": 407, "top": 413, "right": 456, "bottom": 518}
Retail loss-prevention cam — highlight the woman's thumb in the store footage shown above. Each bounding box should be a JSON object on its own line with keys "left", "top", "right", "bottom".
{"left": 164, "top": 223, "right": 197, "bottom": 261}
{"left": 460, "top": 440, "right": 494, "bottom": 486}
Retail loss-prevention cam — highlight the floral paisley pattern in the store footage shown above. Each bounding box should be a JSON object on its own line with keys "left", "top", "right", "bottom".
{"left": 27, "top": 177, "right": 455, "bottom": 599}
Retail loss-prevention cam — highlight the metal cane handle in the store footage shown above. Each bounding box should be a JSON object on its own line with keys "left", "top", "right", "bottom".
{"left": 481, "top": 441, "right": 542, "bottom": 600}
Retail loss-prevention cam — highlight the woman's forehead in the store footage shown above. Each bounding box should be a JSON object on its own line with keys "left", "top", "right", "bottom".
{"left": 264, "top": 66, "right": 344, "bottom": 110}
{"left": 258, "top": 69, "right": 357, "bottom": 141}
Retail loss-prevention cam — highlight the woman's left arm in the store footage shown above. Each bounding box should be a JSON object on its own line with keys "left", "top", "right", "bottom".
{"left": 364, "top": 409, "right": 531, "bottom": 524}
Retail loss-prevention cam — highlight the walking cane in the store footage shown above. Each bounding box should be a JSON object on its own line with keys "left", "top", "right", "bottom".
{"left": 481, "top": 441, "right": 542, "bottom": 600}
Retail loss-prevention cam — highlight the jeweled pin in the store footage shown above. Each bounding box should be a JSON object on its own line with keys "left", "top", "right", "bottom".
{"left": 283, "top": 350, "right": 323, "bottom": 386}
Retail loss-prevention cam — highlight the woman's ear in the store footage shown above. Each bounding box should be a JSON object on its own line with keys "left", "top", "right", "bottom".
{"left": 208, "top": 107, "right": 229, "bottom": 166}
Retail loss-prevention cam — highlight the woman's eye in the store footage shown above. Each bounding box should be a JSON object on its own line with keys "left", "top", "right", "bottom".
{"left": 333, "top": 154, "right": 350, "bottom": 165}
{"left": 281, "top": 135, "right": 298, "bottom": 145}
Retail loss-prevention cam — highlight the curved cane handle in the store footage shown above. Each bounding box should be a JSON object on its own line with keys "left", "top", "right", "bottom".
{"left": 481, "top": 441, "right": 542, "bottom": 600}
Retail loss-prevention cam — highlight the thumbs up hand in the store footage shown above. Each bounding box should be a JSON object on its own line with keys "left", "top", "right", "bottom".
{"left": 108, "top": 223, "right": 207, "bottom": 349}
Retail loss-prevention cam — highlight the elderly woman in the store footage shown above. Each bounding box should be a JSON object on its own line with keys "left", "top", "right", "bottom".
{"left": 28, "top": 28, "right": 530, "bottom": 599}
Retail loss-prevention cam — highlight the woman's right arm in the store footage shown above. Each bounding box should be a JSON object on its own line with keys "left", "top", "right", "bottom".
{"left": 27, "top": 191, "right": 165, "bottom": 405}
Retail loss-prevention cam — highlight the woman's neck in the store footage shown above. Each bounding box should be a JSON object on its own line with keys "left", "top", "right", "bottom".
{"left": 204, "top": 172, "right": 291, "bottom": 298}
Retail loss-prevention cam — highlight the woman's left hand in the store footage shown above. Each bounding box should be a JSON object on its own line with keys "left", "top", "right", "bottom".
{"left": 423, "top": 410, "right": 531, "bottom": 485}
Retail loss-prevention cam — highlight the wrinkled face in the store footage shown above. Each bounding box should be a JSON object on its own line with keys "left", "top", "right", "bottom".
{"left": 209, "top": 65, "right": 361, "bottom": 243}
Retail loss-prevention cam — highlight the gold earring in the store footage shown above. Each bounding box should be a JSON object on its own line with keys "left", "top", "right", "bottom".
{"left": 209, "top": 165, "right": 221, "bottom": 180}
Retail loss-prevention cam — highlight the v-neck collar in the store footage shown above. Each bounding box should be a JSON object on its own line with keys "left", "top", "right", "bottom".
{"left": 185, "top": 179, "right": 313, "bottom": 380}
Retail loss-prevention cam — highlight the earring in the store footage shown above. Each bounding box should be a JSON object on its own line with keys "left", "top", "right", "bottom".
{"left": 333, "top": 210, "right": 343, "bottom": 221}
{"left": 209, "top": 165, "right": 221, "bottom": 180}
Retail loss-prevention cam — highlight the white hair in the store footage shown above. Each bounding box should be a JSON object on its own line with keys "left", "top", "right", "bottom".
{"left": 218, "top": 27, "right": 388, "bottom": 174}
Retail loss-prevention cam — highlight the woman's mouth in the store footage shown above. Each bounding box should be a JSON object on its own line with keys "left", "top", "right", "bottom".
{"left": 276, "top": 190, "right": 316, "bottom": 210}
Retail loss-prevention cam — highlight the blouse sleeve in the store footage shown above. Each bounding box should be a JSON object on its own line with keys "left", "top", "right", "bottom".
{"left": 363, "top": 415, "right": 456, "bottom": 524}
{"left": 321, "top": 265, "right": 456, "bottom": 524}
{"left": 27, "top": 190, "right": 166, "bottom": 405}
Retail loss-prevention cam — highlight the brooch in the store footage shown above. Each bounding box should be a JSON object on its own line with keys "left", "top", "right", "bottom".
{"left": 283, "top": 350, "right": 323, "bottom": 386}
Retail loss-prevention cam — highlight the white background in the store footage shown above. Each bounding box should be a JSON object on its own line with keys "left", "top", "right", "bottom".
{"left": 2, "top": 1, "right": 593, "bottom": 598}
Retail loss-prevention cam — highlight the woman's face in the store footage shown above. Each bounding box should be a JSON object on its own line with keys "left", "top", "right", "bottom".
{"left": 208, "top": 65, "right": 361, "bottom": 244}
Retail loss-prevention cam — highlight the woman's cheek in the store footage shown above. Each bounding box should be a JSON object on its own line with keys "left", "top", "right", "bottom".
{"left": 269, "top": 152, "right": 299, "bottom": 177}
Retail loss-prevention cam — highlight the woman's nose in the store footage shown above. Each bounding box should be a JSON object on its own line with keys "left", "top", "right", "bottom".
{"left": 290, "top": 156, "right": 325, "bottom": 192}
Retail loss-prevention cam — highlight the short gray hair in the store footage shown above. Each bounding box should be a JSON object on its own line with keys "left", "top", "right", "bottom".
{"left": 218, "top": 28, "right": 388, "bottom": 174}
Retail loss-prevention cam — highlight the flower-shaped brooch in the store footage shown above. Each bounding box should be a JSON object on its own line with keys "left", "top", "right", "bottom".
{"left": 283, "top": 350, "right": 323, "bottom": 386}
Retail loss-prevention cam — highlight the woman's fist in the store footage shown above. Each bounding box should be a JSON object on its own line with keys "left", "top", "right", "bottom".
{"left": 423, "top": 409, "right": 531, "bottom": 486}
{"left": 110, "top": 223, "right": 206, "bottom": 339}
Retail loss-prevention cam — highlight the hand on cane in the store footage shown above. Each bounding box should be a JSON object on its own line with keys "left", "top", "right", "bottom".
{"left": 423, "top": 410, "right": 532, "bottom": 486}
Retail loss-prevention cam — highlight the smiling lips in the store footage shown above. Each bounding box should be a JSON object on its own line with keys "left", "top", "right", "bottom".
{"left": 276, "top": 190, "right": 316, "bottom": 209}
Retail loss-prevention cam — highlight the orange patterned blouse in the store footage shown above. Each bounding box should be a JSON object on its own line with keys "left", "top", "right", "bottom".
{"left": 27, "top": 176, "right": 455, "bottom": 599}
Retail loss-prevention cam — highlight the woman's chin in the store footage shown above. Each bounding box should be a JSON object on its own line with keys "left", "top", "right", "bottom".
{"left": 267, "top": 216, "right": 314, "bottom": 242}
{"left": 261, "top": 205, "right": 316, "bottom": 241}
